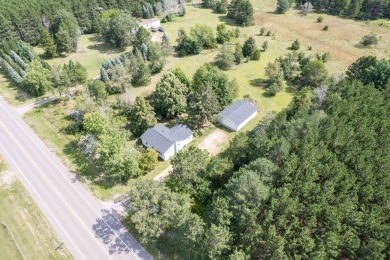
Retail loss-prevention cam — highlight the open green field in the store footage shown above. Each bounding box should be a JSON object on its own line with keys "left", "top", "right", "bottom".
{"left": 35, "top": 34, "right": 131, "bottom": 79}
{"left": 20, "top": 1, "right": 390, "bottom": 200}
{"left": 0, "top": 160, "right": 72, "bottom": 259}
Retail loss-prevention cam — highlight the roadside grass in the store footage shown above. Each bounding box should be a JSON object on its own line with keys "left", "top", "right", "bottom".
{"left": 0, "top": 171, "right": 72, "bottom": 259}
{"left": 0, "top": 74, "right": 46, "bottom": 106}
{"left": 0, "top": 224, "right": 23, "bottom": 260}
{"left": 0, "top": 156, "right": 7, "bottom": 173}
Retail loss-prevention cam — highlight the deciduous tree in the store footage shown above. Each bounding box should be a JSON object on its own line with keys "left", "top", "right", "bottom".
{"left": 129, "top": 96, "right": 157, "bottom": 136}
{"left": 152, "top": 71, "right": 188, "bottom": 118}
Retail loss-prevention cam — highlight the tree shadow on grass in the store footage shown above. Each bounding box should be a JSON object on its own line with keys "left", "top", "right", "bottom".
{"left": 218, "top": 15, "right": 239, "bottom": 26}
{"left": 63, "top": 140, "right": 118, "bottom": 189}
{"left": 249, "top": 78, "right": 266, "bottom": 87}
{"left": 0, "top": 75, "right": 32, "bottom": 102}
{"left": 86, "top": 35, "right": 125, "bottom": 54}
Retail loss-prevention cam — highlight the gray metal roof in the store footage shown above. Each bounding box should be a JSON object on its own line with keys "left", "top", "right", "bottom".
{"left": 140, "top": 124, "right": 193, "bottom": 154}
{"left": 219, "top": 100, "right": 258, "bottom": 126}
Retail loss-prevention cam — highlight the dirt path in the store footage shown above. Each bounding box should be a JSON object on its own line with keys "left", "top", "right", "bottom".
{"left": 198, "top": 128, "right": 229, "bottom": 156}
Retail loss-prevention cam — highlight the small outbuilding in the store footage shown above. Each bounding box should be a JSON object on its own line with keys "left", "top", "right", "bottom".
{"left": 218, "top": 100, "right": 258, "bottom": 131}
{"left": 140, "top": 124, "right": 193, "bottom": 161}
{"left": 139, "top": 18, "right": 160, "bottom": 29}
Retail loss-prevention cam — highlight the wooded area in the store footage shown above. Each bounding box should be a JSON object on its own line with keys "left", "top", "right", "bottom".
{"left": 124, "top": 58, "right": 390, "bottom": 259}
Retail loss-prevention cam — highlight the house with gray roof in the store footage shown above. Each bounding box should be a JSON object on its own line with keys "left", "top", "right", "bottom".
{"left": 140, "top": 124, "right": 193, "bottom": 161}
{"left": 218, "top": 100, "right": 258, "bottom": 131}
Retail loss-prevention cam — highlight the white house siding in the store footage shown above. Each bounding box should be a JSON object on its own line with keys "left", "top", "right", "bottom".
{"left": 140, "top": 20, "right": 160, "bottom": 29}
{"left": 162, "top": 145, "right": 175, "bottom": 161}
{"left": 219, "top": 111, "right": 257, "bottom": 131}
{"left": 174, "top": 135, "right": 194, "bottom": 153}
{"left": 236, "top": 111, "right": 257, "bottom": 131}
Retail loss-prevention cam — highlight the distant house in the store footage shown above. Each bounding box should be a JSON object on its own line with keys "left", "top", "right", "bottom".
{"left": 219, "top": 100, "right": 258, "bottom": 131}
{"left": 139, "top": 18, "right": 160, "bottom": 29}
{"left": 140, "top": 124, "right": 193, "bottom": 161}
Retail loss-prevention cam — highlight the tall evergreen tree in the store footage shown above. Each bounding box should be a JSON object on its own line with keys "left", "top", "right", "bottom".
{"left": 100, "top": 66, "right": 110, "bottom": 83}
{"left": 227, "top": 0, "right": 254, "bottom": 26}
{"left": 55, "top": 25, "right": 74, "bottom": 55}
{"left": 242, "top": 36, "right": 257, "bottom": 57}
{"left": 40, "top": 30, "right": 57, "bottom": 58}
{"left": 276, "top": 0, "right": 290, "bottom": 14}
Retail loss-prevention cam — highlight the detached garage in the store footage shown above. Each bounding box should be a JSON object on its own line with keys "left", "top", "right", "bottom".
{"left": 218, "top": 100, "right": 258, "bottom": 131}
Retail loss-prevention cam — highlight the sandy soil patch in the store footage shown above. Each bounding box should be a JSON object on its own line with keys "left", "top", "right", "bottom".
{"left": 198, "top": 128, "right": 229, "bottom": 156}
{"left": 0, "top": 171, "right": 15, "bottom": 186}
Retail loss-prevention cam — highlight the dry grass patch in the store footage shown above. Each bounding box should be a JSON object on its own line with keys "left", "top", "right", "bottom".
{"left": 0, "top": 173, "right": 72, "bottom": 259}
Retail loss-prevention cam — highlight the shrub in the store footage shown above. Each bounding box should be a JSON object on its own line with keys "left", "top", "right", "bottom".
{"left": 262, "top": 41, "right": 269, "bottom": 51}
{"left": 291, "top": 39, "right": 300, "bottom": 50}
{"left": 266, "top": 31, "right": 271, "bottom": 36}
{"left": 323, "top": 25, "right": 329, "bottom": 31}
{"left": 251, "top": 49, "right": 261, "bottom": 60}
{"left": 268, "top": 82, "right": 283, "bottom": 96}
{"left": 106, "top": 84, "right": 124, "bottom": 94}
{"left": 260, "top": 27, "right": 265, "bottom": 36}
{"left": 317, "top": 16, "right": 324, "bottom": 23}
{"left": 321, "top": 52, "right": 331, "bottom": 63}
{"left": 360, "top": 33, "right": 379, "bottom": 46}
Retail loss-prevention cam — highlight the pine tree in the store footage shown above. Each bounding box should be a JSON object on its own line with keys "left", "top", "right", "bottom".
{"left": 0, "top": 14, "right": 17, "bottom": 43}
{"left": 10, "top": 51, "right": 28, "bottom": 70}
{"left": 141, "top": 43, "right": 148, "bottom": 61}
{"left": 55, "top": 25, "right": 74, "bottom": 55}
{"left": 227, "top": 0, "right": 254, "bottom": 26}
{"left": 262, "top": 41, "right": 269, "bottom": 51}
{"left": 2, "top": 60, "right": 23, "bottom": 86}
{"left": 40, "top": 30, "right": 57, "bottom": 58}
{"left": 215, "top": 44, "right": 235, "bottom": 70}
{"left": 16, "top": 41, "right": 36, "bottom": 61}
{"left": 129, "top": 96, "right": 157, "bottom": 136}
{"left": 100, "top": 66, "right": 110, "bottom": 83}
{"left": 234, "top": 42, "right": 243, "bottom": 64}
{"left": 291, "top": 39, "right": 300, "bottom": 50}
{"left": 242, "top": 36, "right": 257, "bottom": 57}
{"left": 131, "top": 63, "right": 151, "bottom": 87}
{"left": 161, "top": 33, "right": 173, "bottom": 55}
{"left": 276, "top": 0, "right": 290, "bottom": 14}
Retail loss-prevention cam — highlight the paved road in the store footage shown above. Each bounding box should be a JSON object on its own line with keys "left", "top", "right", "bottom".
{"left": 0, "top": 96, "right": 152, "bottom": 260}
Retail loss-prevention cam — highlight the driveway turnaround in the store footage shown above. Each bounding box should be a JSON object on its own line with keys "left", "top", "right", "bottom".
{"left": 0, "top": 97, "right": 152, "bottom": 260}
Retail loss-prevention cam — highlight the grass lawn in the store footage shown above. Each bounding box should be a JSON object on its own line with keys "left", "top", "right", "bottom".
{"left": 0, "top": 166, "right": 72, "bottom": 259}
{"left": 20, "top": 1, "right": 390, "bottom": 200}
{"left": 35, "top": 34, "right": 131, "bottom": 79}
{"left": 0, "top": 224, "right": 23, "bottom": 260}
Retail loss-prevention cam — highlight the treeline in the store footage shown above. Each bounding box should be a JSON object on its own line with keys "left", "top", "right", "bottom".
{"left": 0, "top": 0, "right": 185, "bottom": 47}
{"left": 295, "top": 0, "right": 390, "bottom": 19}
{"left": 123, "top": 56, "right": 390, "bottom": 259}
